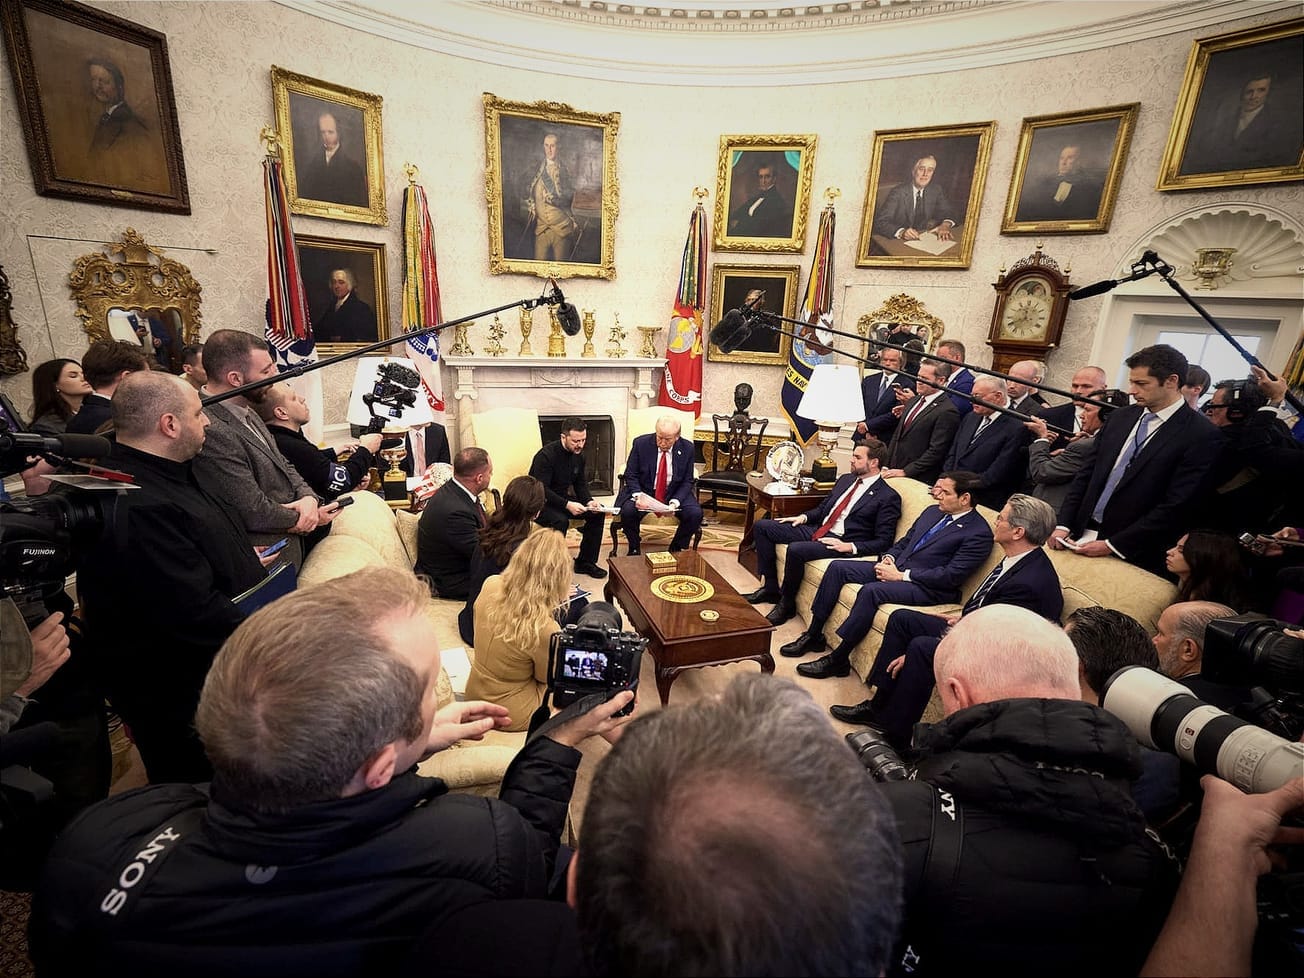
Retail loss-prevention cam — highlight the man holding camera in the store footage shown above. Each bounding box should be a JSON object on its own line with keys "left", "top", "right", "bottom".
{"left": 32, "top": 566, "right": 633, "bottom": 975}
{"left": 876, "top": 605, "right": 1178, "bottom": 976}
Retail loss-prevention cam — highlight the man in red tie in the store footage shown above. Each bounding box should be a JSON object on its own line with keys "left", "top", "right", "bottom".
{"left": 745, "top": 440, "right": 901, "bottom": 626}
{"left": 882, "top": 361, "right": 960, "bottom": 485}
{"left": 615, "top": 416, "right": 702, "bottom": 556}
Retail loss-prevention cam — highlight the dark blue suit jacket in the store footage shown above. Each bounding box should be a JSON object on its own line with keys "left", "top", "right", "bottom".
{"left": 944, "top": 409, "right": 1030, "bottom": 509}
{"left": 804, "top": 474, "right": 902, "bottom": 552}
{"left": 884, "top": 505, "right": 994, "bottom": 597}
{"left": 944, "top": 368, "right": 975, "bottom": 416}
{"left": 960, "top": 545, "right": 1063, "bottom": 622}
{"left": 860, "top": 371, "right": 915, "bottom": 441}
{"left": 617, "top": 434, "right": 696, "bottom": 507}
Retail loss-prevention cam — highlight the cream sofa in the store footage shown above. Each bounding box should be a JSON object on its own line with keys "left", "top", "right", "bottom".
{"left": 777, "top": 477, "right": 1179, "bottom": 683}
{"left": 299, "top": 490, "right": 525, "bottom": 796}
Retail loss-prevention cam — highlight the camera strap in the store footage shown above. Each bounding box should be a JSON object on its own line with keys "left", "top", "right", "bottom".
{"left": 899, "top": 785, "right": 964, "bottom": 973}
{"left": 526, "top": 642, "right": 562, "bottom": 738}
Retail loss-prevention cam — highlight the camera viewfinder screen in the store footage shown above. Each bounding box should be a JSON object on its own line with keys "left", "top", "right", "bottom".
{"left": 562, "top": 649, "right": 608, "bottom": 682}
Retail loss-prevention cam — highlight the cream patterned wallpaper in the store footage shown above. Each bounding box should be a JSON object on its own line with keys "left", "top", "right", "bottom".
{"left": 1, "top": 1, "right": 1300, "bottom": 436}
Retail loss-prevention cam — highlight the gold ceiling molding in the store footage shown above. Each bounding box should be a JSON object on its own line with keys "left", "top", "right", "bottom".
{"left": 500, "top": 0, "right": 979, "bottom": 32}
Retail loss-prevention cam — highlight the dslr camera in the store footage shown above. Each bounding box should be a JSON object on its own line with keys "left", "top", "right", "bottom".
{"left": 547, "top": 602, "right": 644, "bottom": 717}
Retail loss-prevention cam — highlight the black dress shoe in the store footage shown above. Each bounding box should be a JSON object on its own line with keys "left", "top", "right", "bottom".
{"left": 765, "top": 601, "right": 796, "bottom": 626}
{"left": 779, "top": 630, "right": 827, "bottom": 658}
{"left": 830, "top": 700, "right": 883, "bottom": 726}
{"left": 744, "top": 586, "right": 782, "bottom": 605}
{"left": 574, "top": 561, "right": 608, "bottom": 579}
{"left": 796, "top": 653, "right": 851, "bottom": 679}
{"left": 626, "top": 547, "right": 641, "bottom": 557}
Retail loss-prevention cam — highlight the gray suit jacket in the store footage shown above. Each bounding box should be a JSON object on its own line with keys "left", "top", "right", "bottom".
{"left": 193, "top": 399, "right": 320, "bottom": 567}
{"left": 1028, "top": 434, "right": 1100, "bottom": 511}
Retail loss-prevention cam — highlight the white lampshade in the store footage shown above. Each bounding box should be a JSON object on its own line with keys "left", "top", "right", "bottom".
{"left": 346, "top": 356, "right": 436, "bottom": 430}
{"left": 796, "top": 363, "right": 864, "bottom": 423}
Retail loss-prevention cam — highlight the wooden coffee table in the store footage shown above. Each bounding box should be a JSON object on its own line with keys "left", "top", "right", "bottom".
{"left": 604, "top": 551, "right": 775, "bottom": 705}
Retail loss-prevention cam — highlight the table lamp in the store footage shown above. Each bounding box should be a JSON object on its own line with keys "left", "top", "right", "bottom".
{"left": 796, "top": 363, "right": 863, "bottom": 489}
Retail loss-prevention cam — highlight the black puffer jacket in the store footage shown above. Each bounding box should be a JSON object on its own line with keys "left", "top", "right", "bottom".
{"left": 30, "top": 736, "right": 579, "bottom": 977}
{"left": 881, "top": 698, "right": 1178, "bottom": 977}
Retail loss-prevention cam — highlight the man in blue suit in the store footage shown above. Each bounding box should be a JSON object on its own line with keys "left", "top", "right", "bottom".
{"left": 856, "top": 347, "right": 915, "bottom": 443}
{"left": 792, "top": 471, "right": 995, "bottom": 678}
{"left": 616, "top": 415, "right": 701, "bottom": 555}
{"left": 745, "top": 440, "right": 902, "bottom": 627}
{"left": 943, "top": 376, "right": 1030, "bottom": 510}
{"left": 829, "top": 494, "right": 1064, "bottom": 742}
{"left": 934, "top": 339, "right": 974, "bottom": 417}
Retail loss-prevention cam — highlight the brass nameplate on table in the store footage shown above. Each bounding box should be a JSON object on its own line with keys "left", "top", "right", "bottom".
{"left": 645, "top": 551, "right": 678, "bottom": 573}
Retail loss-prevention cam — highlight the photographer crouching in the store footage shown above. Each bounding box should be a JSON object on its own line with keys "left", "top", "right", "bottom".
{"left": 851, "top": 604, "right": 1178, "bottom": 977}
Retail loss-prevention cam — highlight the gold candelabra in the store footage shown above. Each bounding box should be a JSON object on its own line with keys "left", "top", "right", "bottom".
{"left": 485, "top": 314, "right": 507, "bottom": 357}
{"left": 605, "top": 312, "right": 627, "bottom": 358}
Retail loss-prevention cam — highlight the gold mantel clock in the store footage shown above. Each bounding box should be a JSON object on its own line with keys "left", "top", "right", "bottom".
{"left": 987, "top": 249, "right": 1071, "bottom": 373}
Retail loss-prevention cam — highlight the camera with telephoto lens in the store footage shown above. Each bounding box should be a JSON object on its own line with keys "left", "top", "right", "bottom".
{"left": 846, "top": 729, "right": 910, "bottom": 782}
{"left": 1202, "top": 613, "right": 1303, "bottom": 697}
{"left": 547, "top": 602, "right": 644, "bottom": 716}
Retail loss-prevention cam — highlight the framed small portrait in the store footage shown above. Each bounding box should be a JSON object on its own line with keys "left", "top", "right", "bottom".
{"left": 0, "top": 0, "right": 189, "bottom": 213}
{"left": 856, "top": 122, "right": 997, "bottom": 269}
{"left": 484, "top": 93, "right": 619, "bottom": 280}
{"left": 295, "top": 234, "right": 389, "bottom": 354}
{"left": 272, "top": 66, "right": 387, "bottom": 225}
{"left": 1157, "top": 18, "right": 1303, "bottom": 191}
{"left": 1002, "top": 103, "right": 1139, "bottom": 234}
{"left": 706, "top": 263, "right": 800, "bottom": 365}
{"left": 712, "top": 134, "right": 818, "bottom": 253}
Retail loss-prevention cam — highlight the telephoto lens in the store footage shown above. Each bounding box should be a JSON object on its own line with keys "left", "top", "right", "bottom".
{"left": 846, "top": 730, "right": 909, "bottom": 782}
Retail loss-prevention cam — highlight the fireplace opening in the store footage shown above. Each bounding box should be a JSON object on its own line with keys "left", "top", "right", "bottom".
{"left": 539, "top": 415, "right": 616, "bottom": 496}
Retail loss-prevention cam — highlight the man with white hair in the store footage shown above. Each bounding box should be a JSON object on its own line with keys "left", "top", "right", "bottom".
{"left": 875, "top": 604, "right": 1178, "bottom": 976}
{"left": 615, "top": 415, "right": 701, "bottom": 555}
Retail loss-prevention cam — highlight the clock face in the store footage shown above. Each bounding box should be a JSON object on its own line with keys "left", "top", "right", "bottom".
{"left": 1000, "top": 275, "right": 1054, "bottom": 341}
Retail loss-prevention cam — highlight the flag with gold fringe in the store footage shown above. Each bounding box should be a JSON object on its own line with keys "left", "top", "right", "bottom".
{"left": 658, "top": 200, "right": 707, "bottom": 416}
{"left": 263, "top": 155, "right": 323, "bottom": 445}
{"left": 781, "top": 201, "right": 836, "bottom": 445}
{"left": 401, "top": 181, "right": 447, "bottom": 423}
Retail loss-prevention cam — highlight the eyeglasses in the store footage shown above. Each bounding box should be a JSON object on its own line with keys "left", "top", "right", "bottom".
{"left": 1201, "top": 404, "right": 1229, "bottom": 414}
{"left": 993, "top": 512, "right": 1010, "bottom": 524}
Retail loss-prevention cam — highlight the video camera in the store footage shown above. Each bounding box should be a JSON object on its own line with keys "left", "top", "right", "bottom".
{"left": 547, "top": 602, "right": 644, "bottom": 717}
{"left": 360, "top": 362, "right": 421, "bottom": 433}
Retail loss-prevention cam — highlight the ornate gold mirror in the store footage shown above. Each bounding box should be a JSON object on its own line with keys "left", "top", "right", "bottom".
{"left": 856, "top": 293, "right": 945, "bottom": 367}
{"left": 68, "top": 229, "right": 202, "bottom": 372}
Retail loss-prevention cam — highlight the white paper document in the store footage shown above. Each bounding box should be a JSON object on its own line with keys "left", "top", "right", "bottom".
{"left": 440, "top": 645, "right": 472, "bottom": 700}
{"left": 903, "top": 232, "right": 957, "bottom": 256}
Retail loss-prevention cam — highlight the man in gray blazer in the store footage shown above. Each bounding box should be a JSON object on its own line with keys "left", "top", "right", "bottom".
{"left": 192, "top": 330, "right": 341, "bottom": 568}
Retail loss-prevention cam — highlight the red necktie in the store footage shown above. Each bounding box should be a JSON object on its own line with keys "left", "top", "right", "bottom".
{"left": 902, "top": 396, "right": 926, "bottom": 430}
{"left": 812, "top": 479, "right": 864, "bottom": 541}
{"left": 654, "top": 450, "right": 668, "bottom": 503}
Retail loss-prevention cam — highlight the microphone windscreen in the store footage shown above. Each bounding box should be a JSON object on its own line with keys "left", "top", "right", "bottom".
{"left": 559, "top": 302, "right": 582, "bottom": 336}
{"left": 1068, "top": 279, "right": 1117, "bottom": 301}
{"left": 708, "top": 310, "right": 752, "bottom": 354}
{"left": 49, "top": 433, "right": 112, "bottom": 459}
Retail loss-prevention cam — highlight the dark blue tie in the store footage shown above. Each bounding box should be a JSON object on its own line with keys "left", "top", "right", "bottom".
{"left": 909, "top": 514, "right": 952, "bottom": 555}
{"left": 963, "top": 560, "right": 1003, "bottom": 613}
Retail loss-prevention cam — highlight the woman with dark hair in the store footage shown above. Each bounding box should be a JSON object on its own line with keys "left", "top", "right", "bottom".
{"left": 28, "top": 358, "right": 92, "bottom": 435}
{"left": 458, "top": 475, "right": 547, "bottom": 645}
{"left": 1165, "top": 530, "right": 1255, "bottom": 611}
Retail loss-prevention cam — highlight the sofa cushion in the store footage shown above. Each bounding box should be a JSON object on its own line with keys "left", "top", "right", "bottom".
{"left": 396, "top": 509, "right": 421, "bottom": 567}
{"left": 297, "top": 535, "right": 389, "bottom": 588}
{"left": 327, "top": 491, "right": 413, "bottom": 571}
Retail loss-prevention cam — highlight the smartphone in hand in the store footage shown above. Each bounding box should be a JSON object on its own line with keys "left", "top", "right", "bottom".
{"left": 261, "top": 537, "right": 290, "bottom": 558}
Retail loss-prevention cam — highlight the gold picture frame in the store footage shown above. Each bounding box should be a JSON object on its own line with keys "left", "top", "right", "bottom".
{"left": 706, "top": 263, "right": 799, "bottom": 366}
{"left": 1002, "top": 103, "right": 1139, "bottom": 234}
{"left": 295, "top": 233, "right": 389, "bottom": 355}
{"left": 1157, "top": 18, "right": 1303, "bottom": 191}
{"left": 272, "top": 66, "right": 387, "bottom": 226}
{"left": 856, "top": 294, "right": 945, "bottom": 366}
{"left": 856, "top": 122, "right": 997, "bottom": 270}
{"left": 0, "top": 0, "right": 190, "bottom": 213}
{"left": 712, "top": 134, "right": 818, "bottom": 253}
{"left": 483, "top": 93, "right": 619, "bottom": 280}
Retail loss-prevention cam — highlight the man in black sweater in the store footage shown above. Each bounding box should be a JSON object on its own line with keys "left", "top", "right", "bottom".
{"left": 256, "top": 381, "right": 380, "bottom": 500}
{"left": 529, "top": 417, "right": 608, "bottom": 578}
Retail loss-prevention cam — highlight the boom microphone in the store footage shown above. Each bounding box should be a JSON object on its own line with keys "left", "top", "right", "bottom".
{"left": 545, "top": 278, "right": 582, "bottom": 336}
{"left": 46, "top": 433, "right": 112, "bottom": 459}
{"left": 708, "top": 309, "right": 752, "bottom": 354}
{"left": 1068, "top": 251, "right": 1169, "bottom": 300}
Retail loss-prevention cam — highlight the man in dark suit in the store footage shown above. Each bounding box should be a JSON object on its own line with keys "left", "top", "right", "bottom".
{"left": 66, "top": 340, "right": 150, "bottom": 435}
{"left": 727, "top": 162, "right": 792, "bottom": 238}
{"left": 933, "top": 339, "right": 975, "bottom": 416}
{"left": 1015, "top": 144, "right": 1105, "bottom": 223}
{"left": 400, "top": 421, "right": 451, "bottom": 476}
{"left": 616, "top": 415, "right": 700, "bottom": 555}
{"left": 192, "top": 330, "right": 339, "bottom": 571}
{"left": 829, "top": 494, "right": 1064, "bottom": 742}
{"left": 297, "top": 111, "right": 368, "bottom": 207}
{"left": 1051, "top": 344, "right": 1225, "bottom": 575}
{"left": 943, "top": 376, "right": 1029, "bottom": 510}
{"left": 856, "top": 346, "right": 915, "bottom": 443}
{"left": 745, "top": 440, "right": 902, "bottom": 627}
{"left": 530, "top": 417, "right": 608, "bottom": 578}
{"left": 882, "top": 361, "right": 959, "bottom": 485}
{"left": 1006, "top": 359, "right": 1050, "bottom": 415}
{"left": 792, "top": 471, "right": 995, "bottom": 678}
{"left": 1037, "top": 364, "right": 1108, "bottom": 449}
{"left": 414, "top": 447, "right": 493, "bottom": 598}
{"left": 871, "top": 155, "right": 957, "bottom": 243}
{"left": 313, "top": 269, "right": 377, "bottom": 343}
{"left": 1182, "top": 73, "right": 1303, "bottom": 175}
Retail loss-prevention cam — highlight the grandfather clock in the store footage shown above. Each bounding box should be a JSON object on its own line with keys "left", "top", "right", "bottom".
{"left": 987, "top": 248, "right": 1071, "bottom": 373}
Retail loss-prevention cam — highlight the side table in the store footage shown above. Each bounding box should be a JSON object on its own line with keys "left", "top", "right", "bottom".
{"left": 737, "top": 471, "right": 828, "bottom": 576}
